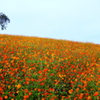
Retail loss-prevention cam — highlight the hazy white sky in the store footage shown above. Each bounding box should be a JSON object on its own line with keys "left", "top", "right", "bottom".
{"left": 0, "top": 0, "right": 100, "bottom": 44}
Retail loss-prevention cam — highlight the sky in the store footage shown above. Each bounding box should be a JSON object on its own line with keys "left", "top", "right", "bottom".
{"left": 0, "top": 0, "right": 100, "bottom": 44}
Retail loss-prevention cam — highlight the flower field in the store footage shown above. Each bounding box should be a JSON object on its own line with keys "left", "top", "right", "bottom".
{"left": 0, "top": 34, "right": 100, "bottom": 100}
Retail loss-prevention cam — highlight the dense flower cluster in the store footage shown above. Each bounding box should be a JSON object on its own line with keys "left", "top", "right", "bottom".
{"left": 0, "top": 34, "right": 100, "bottom": 100}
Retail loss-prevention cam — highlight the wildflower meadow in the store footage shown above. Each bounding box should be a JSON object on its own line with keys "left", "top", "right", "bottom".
{"left": 0, "top": 34, "right": 100, "bottom": 100}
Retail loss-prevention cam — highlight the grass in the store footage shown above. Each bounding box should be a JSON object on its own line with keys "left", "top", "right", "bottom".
{"left": 0, "top": 34, "right": 100, "bottom": 100}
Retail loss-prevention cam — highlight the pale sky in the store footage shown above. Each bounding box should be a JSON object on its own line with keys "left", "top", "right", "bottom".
{"left": 0, "top": 0, "right": 100, "bottom": 44}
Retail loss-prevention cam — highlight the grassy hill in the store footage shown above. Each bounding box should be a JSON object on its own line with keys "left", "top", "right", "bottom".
{"left": 0, "top": 34, "right": 100, "bottom": 100}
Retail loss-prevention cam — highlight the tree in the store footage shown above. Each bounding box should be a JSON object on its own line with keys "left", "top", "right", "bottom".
{"left": 0, "top": 12, "right": 10, "bottom": 30}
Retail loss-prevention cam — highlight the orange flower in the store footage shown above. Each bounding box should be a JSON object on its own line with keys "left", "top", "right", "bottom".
{"left": 0, "top": 97, "right": 3, "bottom": 100}
{"left": 49, "top": 88, "right": 55, "bottom": 91}
{"left": 0, "top": 87, "right": 3, "bottom": 91}
{"left": 53, "top": 67, "right": 56, "bottom": 69}
{"left": 42, "top": 92, "right": 51, "bottom": 96}
{"left": 24, "top": 89, "right": 28, "bottom": 93}
{"left": 43, "top": 69, "right": 49, "bottom": 72}
{"left": 83, "top": 80, "right": 87, "bottom": 87}
{"left": 87, "top": 96, "right": 91, "bottom": 100}
{"left": 85, "top": 93, "right": 89, "bottom": 96}
{"left": 31, "top": 79, "right": 35, "bottom": 82}
{"left": 16, "top": 84, "right": 21, "bottom": 89}
{"left": 41, "top": 98, "right": 46, "bottom": 100}
{"left": 25, "top": 81, "right": 29, "bottom": 85}
{"left": 78, "top": 85, "right": 83, "bottom": 88}
{"left": 37, "top": 89, "right": 42, "bottom": 92}
{"left": 50, "top": 98, "right": 55, "bottom": 100}
{"left": 4, "top": 96, "right": 8, "bottom": 99}
{"left": 40, "top": 83, "right": 45, "bottom": 85}
{"left": 73, "top": 98, "right": 77, "bottom": 100}
{"left": 24, "top": 95, "right": 29, "bottom": 99}
{"left": 50, "top": 96, "right": 57, "bottom": 100}
{"left": 75, "top": 88, "right": 79, "bottom": 92}
{"left": 29, "top": 92, "right": 32, "bottom": 96}
{"left": 94, "top": 91, "right": 99, "bottom": 96}
{"left": 68, "top": 89, "right": 73, "bottom": 94}
{"left": 98, "top": 75, "right": 100, "bottom": 79}
{"left": 79, "top": 93, "right": 83, "bottom": 99}
{"left": 98, "top": 70, "right": 100, "bottom": 73}
{"left": 38, "top": 70, "right": 42, "bottom": 74}
{"left": 12, "top": 56, "right": 19, "bottom": 60}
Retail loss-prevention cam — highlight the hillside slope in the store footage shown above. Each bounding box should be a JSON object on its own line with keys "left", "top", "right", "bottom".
{"left": 0, "top": 34, "right": 100, "bottom": 100}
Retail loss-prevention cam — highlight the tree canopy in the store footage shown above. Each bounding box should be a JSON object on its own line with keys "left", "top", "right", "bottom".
{"left": 0, "top": 12, "right": 10, "bottom": 30}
